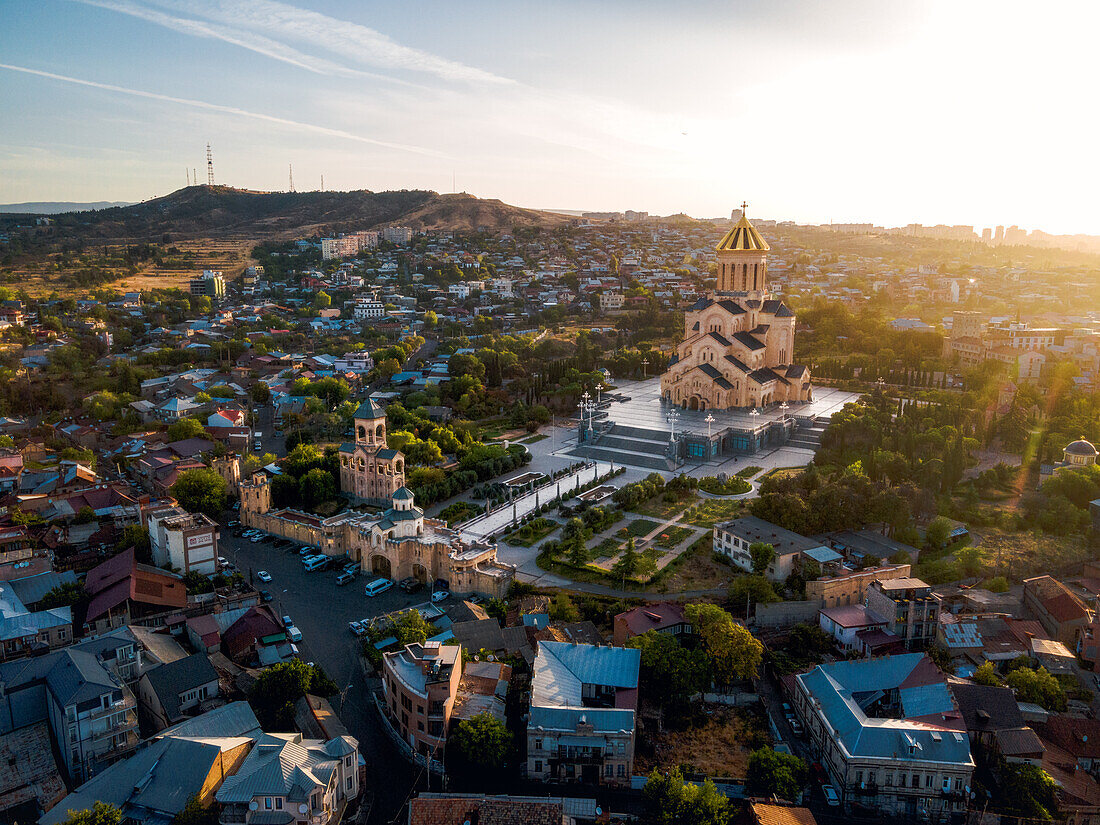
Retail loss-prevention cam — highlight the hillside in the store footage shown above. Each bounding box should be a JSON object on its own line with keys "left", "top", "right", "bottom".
{"left": 0, "top": 186, "right": 566, "bottom": 241}
{"left": 0, "top": 201, "right": 132, "bottom": 214}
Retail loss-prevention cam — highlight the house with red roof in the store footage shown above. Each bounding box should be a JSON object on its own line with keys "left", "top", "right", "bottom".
{"left": 612, "top": 602, "right": 691, "bottom": 647}
{"left": 83, "top": 547, "right": 187, "bottom": 636}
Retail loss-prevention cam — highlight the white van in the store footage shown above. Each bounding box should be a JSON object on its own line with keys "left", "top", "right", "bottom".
{"left": 302, "top": 556, "right": 327, "bottom": 572}
{"left": 364, "top": 577, "right": 394, "bottom": 597}
{"left": 287, "top": 626, "right": 303, "bottom": 643}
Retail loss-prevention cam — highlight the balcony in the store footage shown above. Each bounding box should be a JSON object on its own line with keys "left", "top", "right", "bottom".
{"left": 553, "top": 751, "right": 606, "bottom": 766}
{"left": 87, "top": 694, "right": 136, "bottom": 720}
{"left": 91, "top": 710, "right": 138, "bottom": 740}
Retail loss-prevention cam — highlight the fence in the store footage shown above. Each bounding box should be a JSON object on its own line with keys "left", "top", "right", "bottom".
{"left": 751, "top": 599, "right": 823, "bottom": 628}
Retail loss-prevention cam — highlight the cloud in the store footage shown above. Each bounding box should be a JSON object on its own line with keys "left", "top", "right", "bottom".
{"left": 0, "top": 62, "right": 447, "bottom": 158}
{"left": 76, "top": 0, "right": 513, "bottom": 86}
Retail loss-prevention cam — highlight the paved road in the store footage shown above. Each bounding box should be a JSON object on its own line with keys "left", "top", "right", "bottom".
{"left": 220, "top": 524, "right": 431, "bottom": 825}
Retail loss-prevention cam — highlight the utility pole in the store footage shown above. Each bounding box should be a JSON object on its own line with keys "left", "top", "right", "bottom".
{"left": 288, "top": 164, "right": 295, "bottom": 193}
{"left": 206, "top": 143, "right": 215, "bottom": 185}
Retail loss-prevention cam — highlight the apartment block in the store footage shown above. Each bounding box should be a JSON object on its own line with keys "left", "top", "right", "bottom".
{"left": 864, "top": 578, "right": 941, "bottom": 650}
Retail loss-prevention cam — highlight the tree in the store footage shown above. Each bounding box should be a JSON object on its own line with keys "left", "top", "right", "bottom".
{"left": 58, "top": 803, "right": 122, "bottom": 825}
{"left": 1006, "top": 665, "right": 1067, "bottom": 711}
{"left": 550, "top": 592, "right": 580, "bottom": 622}
{"left": 685, "top": 602, "right": 764, "bottom": 686}
{"left": 746, "top": 747, "right": 807, "bottom": 801}
{"left": 313, "top": 290, "right": 332, "bottom": 309}
{"left": 167, "top": 417, "right": 206, "bottom": 442}
{"left": 729, "top": 574, "right": 778, "bottom": 609}
{"left": 39, "top": 581, "right": 86, "bottom": 609}
{"left": 627, "top": 630, "right": 709, "bottom": 715}
{"left": 298, "top": 468, "right": 336, "bottom": 509}
{"left": 925, "top": 644, "right": 955, "bottom": 675}
{"left": 172, "top": 795, "right": 218, "bottom": 825}
{"left": 612, "top": 537, "right": 639, "bottom": 582}
{"left": 423, "top": 309, "right": 438, "bottom": 328}
{"left": 643, "top": 768, "right": 731, "bottom": 825}
{"left": 171, "top": 468, "right": 227, "bottom": 517}
{"left": 749, "top": 541, "right": 775, "bottom": 575}
{"left": 393, "top": 609, "right": 433, "bottom": 645}
{"left": 925, "top": 516, "right": 953, "bottom": 551}
{"left": 973, "top": 661, "right": 1002, "bottom": 686}
{"left": 250, "top": 382, "right": 272, "bottom": 405}
{"left": 996, "top": 763, "right": 1060, "bottom": 821}
{"left": 449, "top": 712, "right": 512, "bottom": 770}
{"left": 250, "top": 659, "right": 335, "bottom": 730}
{"left": 283, "top": 443, "right": 324, "bottom": 478}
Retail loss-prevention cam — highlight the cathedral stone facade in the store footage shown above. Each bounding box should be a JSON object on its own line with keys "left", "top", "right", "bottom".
{"left": 661, "top": 212, "right": 812, "bottom": 410}
{"left": 339, "top": 398, "right": 405, "bottom": 505}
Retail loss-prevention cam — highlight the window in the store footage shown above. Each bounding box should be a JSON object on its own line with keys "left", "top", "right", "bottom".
{"left": 898, "top": 774, "right": 906, "bottom": 788}
{"left": 534, "top": 738, "right": 542, "bottom": 752}
{"left": 605, "top": 765, "right": 613, "bottom": 777}
{"left": 275, "top": 799, "right": 283, "bottom": 811}
{"left": 943, "top": 777, "right": 951, "bottom": 791}
{"left": 345, "top": 756, "right": 352, "bottom": 767}
{"left": 534, "top": 760, "right": 542, "bottom": 773}
{"left": 617, "top": 741, "right": 625, "bottom": 755}
{"left": 925, "top": 774, "right": 934, "bottom": 788}
{"left": 417, "top": 704, "right": 424, "bottom": 715}
{"left": 856, "top": 771, "right": 863, "bottom": 784}
{"left": 912, "top": 774, "right": 919, "bottom": 789}
{"left": 418, "top": 721, "right": 424, "bottom": 732}
{"left": 346, "top": 777, "right": 352, "bottom": 791}
{"left": 264, "top": 798, "right": 273, "bottom": 810}
{"left": 885, "top": 772, "right": 893, "bottom": 787}
{"left": 617, "top": 764, "right": 625, "bottom": 777}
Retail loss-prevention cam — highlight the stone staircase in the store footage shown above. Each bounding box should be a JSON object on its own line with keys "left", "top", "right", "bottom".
{"left": 786, "top": 415, "right": 832, "bottom": 450}
{"left": 570, "top": 423, "right": 678, "bottom": 471}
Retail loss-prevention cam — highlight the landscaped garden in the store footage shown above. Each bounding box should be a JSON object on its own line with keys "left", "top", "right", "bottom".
{"left": 502, "top": 517, "right": 560, "bottom": 547}
{"left": 654, "top": 525, "right": 694, "bottom": 548}
{"left": 698, "top": 476, "right": 752, "bottom": 496}
{"left": 683, "top": 499, "right": 749, "bottom": 528}
{"left": 437, "top": 500, "right": 484, "bottom": 526}
{"left": 623, "top": 519, "right": 662, "bottom": 537}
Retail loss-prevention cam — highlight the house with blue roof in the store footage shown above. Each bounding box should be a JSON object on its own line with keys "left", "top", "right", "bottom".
{"left": 527, "top": 640, "right": 640, "bottom": 787}
{"left": 792, "top": 653, "right": 974, "bottom": 817}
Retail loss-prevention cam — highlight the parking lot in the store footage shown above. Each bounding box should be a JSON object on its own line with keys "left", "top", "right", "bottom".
{"left": 218, "top": 519, "right": 426, "bottom": 824}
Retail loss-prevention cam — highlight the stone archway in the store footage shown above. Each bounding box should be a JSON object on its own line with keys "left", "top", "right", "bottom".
{"left": 688, "top": 397, "right": 700, "bottom": 411}
{"left": 371, "top": 554, "right": 392, "bottom": 578}
{"left": 412, "top": 563, "right": 428, "bottom": 583}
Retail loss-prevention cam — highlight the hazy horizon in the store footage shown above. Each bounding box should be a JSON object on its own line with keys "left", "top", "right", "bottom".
{"left": 4, "top": 1, "right": 1099, "bottom": 235}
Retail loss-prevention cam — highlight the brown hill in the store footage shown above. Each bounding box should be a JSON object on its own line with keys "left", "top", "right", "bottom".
{"left": 2, "top": 186, "right": 566, "bottom": 241}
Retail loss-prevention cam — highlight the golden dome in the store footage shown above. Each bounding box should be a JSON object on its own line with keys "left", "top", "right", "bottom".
{"left": 715, "top": 213, "right": 770, "bottom": 252}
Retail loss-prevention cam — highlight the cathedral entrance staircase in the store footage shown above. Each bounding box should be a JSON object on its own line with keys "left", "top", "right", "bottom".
{"left": 570, "top": 423, "right": 678, "bottom": 471}
{"left": 785, "top": 415, "right": 832, "bottom": 451}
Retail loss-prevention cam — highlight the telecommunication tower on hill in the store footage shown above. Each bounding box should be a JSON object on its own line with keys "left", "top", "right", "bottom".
{"left": 289, "top": 164, "right": 295, "bottom": 193}
{"left": 206, "top": 143, "right": 215, "bottom": 185}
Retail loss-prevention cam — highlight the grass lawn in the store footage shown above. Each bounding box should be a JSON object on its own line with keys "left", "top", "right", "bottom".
{"left": 591, "top": 537, "right": 623, "bottom": 559}
{"left": 735, "top": 465, "right": 763, "bottom": 478}
{"left": 630, "top": 492, "right": 698, "bottom": 520}
{"left": 623, "top": 518, "right": 662, "bottom": 537}
{"left": 502, "top": 517, "right": 560, "bottom": 547}
{"left": 683, "top": 499, "right": 749, "bottom": 528}
{"left": 655, "top": 526, "right": 694, "bottom": 548}
{"left": 437, "top": 501, "right": 483, "bottom": 526}
{"left": 519, "top": 433, "right": 548, "bottom": 444}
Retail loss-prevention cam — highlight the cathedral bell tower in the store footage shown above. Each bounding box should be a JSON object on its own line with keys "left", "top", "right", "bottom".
{"left": 353, "top": 398, "right": 387, "bottom": 447}
{"left": 714, "top": 202, "right": 769, "bottom": 298}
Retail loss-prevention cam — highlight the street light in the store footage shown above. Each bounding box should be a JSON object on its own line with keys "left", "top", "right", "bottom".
{"left": 779, "top": 401, "right": 789, "bottom": 422}
{"left": 749, "top": 407, "right": 760, "bottom": 428}
{"left": 642, "top": 358, "right": 649, "bottom": 379}
{"left": 705, "top": 412, "right": 715, "bottom": 439}
{"left": 667, "top": 409, "right": 679, "bottom": 443}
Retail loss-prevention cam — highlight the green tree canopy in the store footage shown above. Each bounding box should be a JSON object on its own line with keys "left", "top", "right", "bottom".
{"left": 167, "top": 417, "right": 207, "bottom": 442}
{"left": 685, "top": 602, "right": 764, "bottom": 686}
{"left": 627, "top": 630, "right": 709, "bottom": 715}
{"left": 449, "top": 712, "right": 512, "bottom": 771}
{"left": 642, "top": 768, "right": 731, "bottom": 825}
{"left": 746, "top": 747, "right": 807, "bottom": 801}
{"left": 749, "top": 542, "right": 775, "bottom": 575}
{"left": 57, "top": 802, "right": 122, "bottom": 825}
{"left": 249, "top": 659, "right": 336, "bottom": 730}
{"left": 170, "top": 468, "right": 227, "bottom": 517}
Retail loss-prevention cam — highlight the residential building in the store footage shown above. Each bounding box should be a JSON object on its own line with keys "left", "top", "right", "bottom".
{"left": 146, "top": 505, "right": 219, "bottom": 576}
{"left": 0, "top": 723, "right": 66, "bottom": 824}
{"left": 137, "top": 652, "right": 220, "bottom": 731}
{"left": 612, "top": 602, "right": 690, "bottom": 647}
{"left": 190, "top": 271, "right": 226, "bottom": 298}
{"left": 527, "top": 641, "right": 640, "bottom": 787}
{"left": 0, "top": 634, "right": 141, "bottom": 783}
{"left": 599, "top": 291, "right": 624, "bottom": 313}
{"left": 792, "top": 654, "right": 974, "bottom": 818}
{"left": 947, "top": 679, "right": 1044, "bottom": 765}
{"left": 0, "top": 578, "right": 73, "bottom": 662}
{"left": 750, "top": 802, "right": 818, "bottom": 825}
{"left": 333, "top": 352, "right": 375, "bottom": 373}
{"left": 215, "top": 732, "right": 359, "bottom": 825}
{"left": 864, "top": 578, "right": 941, "bottom": 649}
{"left": 805, "top": 563, "right": 912, "bottom": 608}
{"left": 818, "top": 604, "right": 894, "bottom": 654}
{"left": 1024, "top": 575, "right": 1095, "bottom": 647}
{"left": 40, "top": 730, "right": 253, "bottom": 825}
{"left": 382, "top": 226, "right": 413, "bottom": 244}
{"left": 352, "top": 298, "right": 385, "bottom": 320}
{"left": 713, "top": 517, "right": 828, "bottom": 582}
{"left": 83, "top": 547, "right": 188, "bottom": 636}
{"left": 382, "top": 641, "right": 462, "bottom": 759}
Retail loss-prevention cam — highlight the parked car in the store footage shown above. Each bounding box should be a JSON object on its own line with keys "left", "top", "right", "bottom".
{"left": 399, "top": 577, "right": 423, "bottom": 593}
{"left": 287, "top": 626, "right": 302, "bottom": 643}
{"left": 259, "top": 590, "right": 273, "bottom": 602}
{"left": 822, "top": 785, "right": 840, "bottom": 807}
{"left": 282, "top": 614, "right": 293, "bottom": 627}
{"left": 364, "top": 578, "right": 394, "bottom": 597}
{"left": 348, "top": 620, "right": 364, "bottom": 636}
{"left": 431, "top": 590, "right": 451, "bottom": 603}
{"left": 336, "top": 570, "right": 357, "bottom": 586}
{"left": 789, "top": 718, "right": 804, "bottom": 737}
{"left": 257, "top": 570, "right": 272, "bottom": 582}
{"left": 299, "top": 546, "right": 316, "bottom": 558}
{"left": 217, "top": 556, "right": 229, "bottom": 568}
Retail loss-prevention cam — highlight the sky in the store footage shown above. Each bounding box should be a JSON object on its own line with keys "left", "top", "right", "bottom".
{"left": 2, "top": 0, "right": 1099, "bottom": 235}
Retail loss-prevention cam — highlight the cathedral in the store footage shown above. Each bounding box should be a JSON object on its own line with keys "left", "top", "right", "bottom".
{"left": 338, "top": 398, "right": 406, "bottom": 505}
{"left": 660, "top": 210, "right": 812, "bottom": 410}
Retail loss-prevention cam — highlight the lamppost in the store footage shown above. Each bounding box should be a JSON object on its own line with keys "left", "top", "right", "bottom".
{"left": 642, "top": 358, "right": 649, "bottom": 380}
{"left": 749, "top": 407, "right": 760, "bottom": 428}
{"left": 667, "top": 409, "right": 679, "bottom": 443}
{"left": 596, "top": 382, "right": 607, "bottom": 406}
{"left": 876, "top": 376, "right": 885, "bottom": 392}
{"left": 705, "top": 412, "right": 715, "bottom": 439}
{"left": 779, "top": 401, "right": 789, "bottom": 422}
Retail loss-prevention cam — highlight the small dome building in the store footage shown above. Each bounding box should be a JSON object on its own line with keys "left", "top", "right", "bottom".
{"left": 1063, "top": 438, "right": 1098, "bottom": 467}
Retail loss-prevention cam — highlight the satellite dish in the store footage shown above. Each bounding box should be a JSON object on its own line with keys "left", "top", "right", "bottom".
{"left": 595, "top": 807, "right": 603, "bottom": 816}
{"left": 298, "top": 805, "right": 307, "bottom": 814}
{"left": 248, "top": 803, "right": 259, "bottom": 811}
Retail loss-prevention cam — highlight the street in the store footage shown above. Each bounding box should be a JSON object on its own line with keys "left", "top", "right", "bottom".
{"left": 219, "top": 524, "right": 429, "bottom": 825}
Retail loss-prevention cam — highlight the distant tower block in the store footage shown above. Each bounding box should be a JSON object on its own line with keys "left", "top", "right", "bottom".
{"left": 289, "top": 164, "right": 295, "bottom": 193}
{"left": 206, "top": 143, "right": 215, "bottom": 186}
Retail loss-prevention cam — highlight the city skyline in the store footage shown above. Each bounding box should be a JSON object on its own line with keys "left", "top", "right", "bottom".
{"left": 4, "top": 0, "right": 1100, "bottom": 235}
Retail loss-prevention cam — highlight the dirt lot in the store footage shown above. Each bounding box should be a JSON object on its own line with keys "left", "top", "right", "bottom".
{"left": 977, "top": 528, "right": 1093, "bottom": 581}
{"left": 635, "top": 706, "right": 768, "bottom": 778}
{"left": 654, "top": 536, "right": 734, "bottom": 593}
